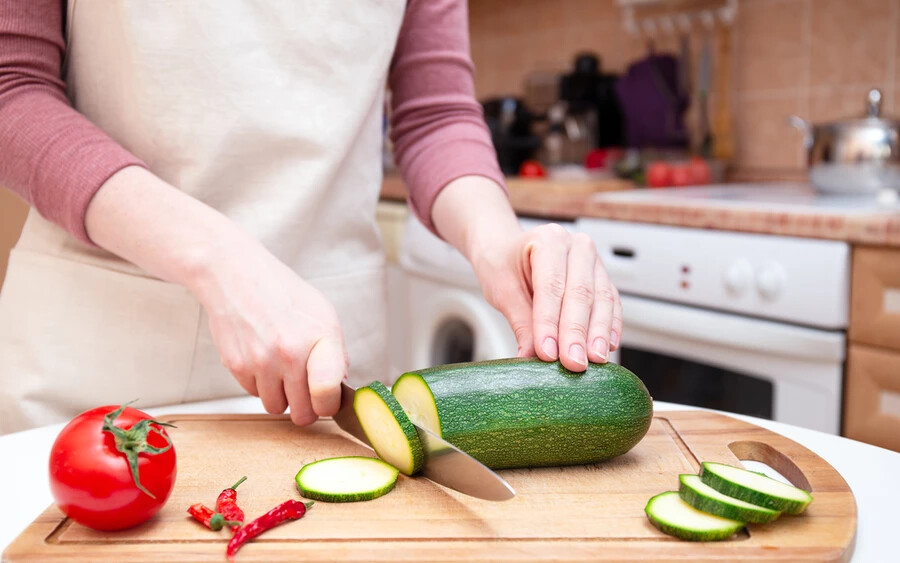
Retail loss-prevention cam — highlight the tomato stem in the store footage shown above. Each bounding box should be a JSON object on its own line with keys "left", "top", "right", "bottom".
{"left": 101, "top": 401, "right": 177, "bottom": 498}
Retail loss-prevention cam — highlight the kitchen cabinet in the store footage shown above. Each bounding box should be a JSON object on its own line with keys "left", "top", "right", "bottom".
{"left": 845, "top": 246, "right": 900, "bottom": 451}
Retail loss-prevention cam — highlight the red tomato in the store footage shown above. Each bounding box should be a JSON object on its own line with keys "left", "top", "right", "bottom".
{"left": 646, "top": 161, "right": 672, "bottom": 188}
{"left": 670, "top": 164, "right": 693, "bottom": 187}
{"left": 518, "top": 159, "right": 546, "bottom": 178}
{"left": 687, "top": 157, "right": 712, "bottom": 185}
{"left": 49, "top": 404, "right": 177, "bottom": 530}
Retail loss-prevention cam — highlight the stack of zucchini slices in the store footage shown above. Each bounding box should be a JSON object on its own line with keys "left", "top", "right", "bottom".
{"left": 645, "top": 461, "right": 814, "bottom": 541}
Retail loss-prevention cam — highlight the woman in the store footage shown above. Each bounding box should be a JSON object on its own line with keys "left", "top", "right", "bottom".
{"left": 0, "top": 0, "right": 622, "bottom": 435}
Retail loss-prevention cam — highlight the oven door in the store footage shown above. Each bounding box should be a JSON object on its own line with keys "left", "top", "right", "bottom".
{"left": 612, "top": 295, "right": 846, "bottom": 434}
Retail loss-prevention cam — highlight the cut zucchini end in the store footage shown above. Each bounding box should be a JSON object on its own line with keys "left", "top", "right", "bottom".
{"left": 295, "top": 456, "right": 399, "bottom": 503}
{"left": 354, "top": 382, "right": 425, "bottom": 476}
{"left": 679, "top": 474, "right": 781, "bottom": 524}
{"left": 392, "top": 373, "right": 442, "bottom": 436}
{"left": 701, "top": 462, "right": 813, "bottom": 515}
{"left": 645, "top": 491, "right": 745, "bottom": 541}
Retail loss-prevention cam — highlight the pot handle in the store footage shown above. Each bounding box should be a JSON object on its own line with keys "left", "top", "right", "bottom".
{"left": 787, "top": 115, "right": 812, "bottom": 149}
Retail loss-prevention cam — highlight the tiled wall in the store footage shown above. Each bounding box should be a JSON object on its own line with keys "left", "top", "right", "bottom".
{"left": 469, "top": 0, "right": 899, "bottom": 178}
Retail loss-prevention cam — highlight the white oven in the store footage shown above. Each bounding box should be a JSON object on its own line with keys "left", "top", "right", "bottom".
{"left": 577, "top": 219, "right": 850, "bottom": 434}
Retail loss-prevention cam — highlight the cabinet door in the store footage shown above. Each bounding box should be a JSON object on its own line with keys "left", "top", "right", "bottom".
{"left": 844, "top": 344, "right": 900, "bottom": 452}
{"left": 850, "top": 246, "right": 900, "bottom": 350}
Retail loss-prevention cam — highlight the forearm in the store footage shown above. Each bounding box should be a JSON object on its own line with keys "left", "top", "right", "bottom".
{"left": 431, "top": 175, "right": 520, "bottom": 262}
{"left": 84, "top": 166, "right": 261, "bottom": 294}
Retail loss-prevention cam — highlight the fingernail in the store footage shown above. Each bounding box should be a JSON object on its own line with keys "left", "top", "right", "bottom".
{"left": 592, "top": 338, "right": 609, "bottom": 361}
{"left": 610, "top": 330, "right": 620, "bottom": 349}
{"left": 542, "top": 337, "right": 558, "bottom": 360}
{"left": 569, "top": 344, "right": 587, "bottom": 366}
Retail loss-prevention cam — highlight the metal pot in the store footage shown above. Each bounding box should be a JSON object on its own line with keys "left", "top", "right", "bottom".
{"left": 789, "top": 89, "right": 900, "bottom": 194}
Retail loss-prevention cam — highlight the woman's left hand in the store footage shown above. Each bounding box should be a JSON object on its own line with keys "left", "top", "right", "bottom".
{"left": 430, "top": 176, "right": 623, "bottom": 373}
{"left": 469, "top": 223, "right": 622, "bottom": 372}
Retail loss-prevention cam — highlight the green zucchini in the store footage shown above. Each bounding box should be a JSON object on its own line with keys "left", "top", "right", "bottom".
{"left": 295, "top": 456, "right": 398, "bottom": 502}
{"left": 700, "top": 462, "right": 813, "bottom": 515}
{"left": 679, "top": 474, "right": 781, "bottom": 524}
{"left": 354, "top": 381, "right": 424, "bottom": 475}
{"left": 645, "top": 491, "right": 745, "bottom": 541}
{"left": 391, "top": 358, "right": 653, "bottom": 469}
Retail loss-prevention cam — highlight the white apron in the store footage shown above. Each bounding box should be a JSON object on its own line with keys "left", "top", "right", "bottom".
{"left": 0, "top": 0, "right": 406, "bottom": 434}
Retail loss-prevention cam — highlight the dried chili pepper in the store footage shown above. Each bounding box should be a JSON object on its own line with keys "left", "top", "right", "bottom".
{"left": 188, "top": 503, "right": 240, "bottom": 531}
{"left": 226, "top": 499, "right": 313, "bottom": 561}
{"left": 216, "top": 476, "right": 247, "bottom": 532}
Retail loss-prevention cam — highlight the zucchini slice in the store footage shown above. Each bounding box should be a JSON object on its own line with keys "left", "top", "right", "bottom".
{"left": 354, "top": 381, "right": 425, "bottom": 475}
{"left": 679, "top": 474, "right": 781, "bottom": 524}
{"left": 391, "top": 373, "right": 441, "bottom": 434}
{"left": 295, "top": 456, "right": 398, "bottom": 502}
{"left": 700, "top": 462, "right": 813, "bottom": 515}
{"left": 645, "top": 491, "right": 745, "bottom": 541}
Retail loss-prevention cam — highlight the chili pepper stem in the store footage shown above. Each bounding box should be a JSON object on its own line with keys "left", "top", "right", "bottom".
{"left": 229, "top": 476, "right": 248, "bottom": 490}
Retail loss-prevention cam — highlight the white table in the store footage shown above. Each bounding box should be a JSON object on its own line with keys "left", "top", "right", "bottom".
{"left": 2, "top": 399, "right": 898, "bottom": 561}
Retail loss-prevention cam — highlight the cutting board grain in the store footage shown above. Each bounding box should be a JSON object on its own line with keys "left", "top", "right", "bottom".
{"left": 3, "top": 411, "right": 856, "bottom": 562}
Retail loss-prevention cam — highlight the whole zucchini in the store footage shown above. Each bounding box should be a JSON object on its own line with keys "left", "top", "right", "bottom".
{"left": 391, "top": 358, "right": 653, "bottom": 469}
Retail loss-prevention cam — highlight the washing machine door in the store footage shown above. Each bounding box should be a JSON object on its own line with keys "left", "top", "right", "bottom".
{"left": 409, "top": 289, "right": 517, "bottom": 369}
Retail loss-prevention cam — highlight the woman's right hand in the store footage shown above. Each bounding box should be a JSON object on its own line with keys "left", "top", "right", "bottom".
{"left": 85, "top": 166, "right": 348, "bottom": 425}
{"left": 192, "top": 240, "right": 349, "bottom": 425}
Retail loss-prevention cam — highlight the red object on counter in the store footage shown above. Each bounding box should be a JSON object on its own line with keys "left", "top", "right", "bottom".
{"left": 687, "top": 156, "right": 712, "bottom": 185}
{"left": 670, "top": 164, "right": 692, "bottom": 187}
{"left": 226, "top": 500, "right": 313, "bottom": 561}
{"left": 646, "top": 161, "right": 672, "bottom": 188}
{"left": 518, "top": 160, "right": 547, "bottom": 178}
{"left": 216, "top": 476, "right": 248, "bottom": 532}
{"left": 48, "top": 403, "right": 177, "bottom": 531}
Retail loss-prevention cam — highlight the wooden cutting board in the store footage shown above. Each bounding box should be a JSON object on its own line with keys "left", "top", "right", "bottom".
{"left": 3, "top": 411, "right": 856, "bottom": 562}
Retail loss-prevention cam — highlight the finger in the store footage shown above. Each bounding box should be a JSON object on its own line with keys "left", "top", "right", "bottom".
{"left": 529, "top": 225, "right": 570, "bottom": 361}
{"left": 494, "top": 285, "right": 536, "bottom": 357}
{"left": 256, "top": 367, "right": 289, "bottom": 415}
{"left": 284, "top": 356, "right": 316, "bottom": 426}
{"left": 306, "top": 335, "right": 348, "bottom": 417}
{"left": 587, "top": 258, "right": 616, "bottom": 364}
{"left": 558, "top": 234, "right": 595, "bottom": 372}
{"left": 609, "top": 286, "right": 623, "bottom": 352}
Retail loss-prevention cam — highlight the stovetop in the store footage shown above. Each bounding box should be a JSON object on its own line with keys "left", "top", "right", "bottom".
{"left": 594, "top": 183, "right": 900, "bottom": 214}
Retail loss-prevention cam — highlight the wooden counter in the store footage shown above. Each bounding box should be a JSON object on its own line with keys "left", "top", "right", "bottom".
{"left": 380, "top": 174, "right": 634, "bottom": 221}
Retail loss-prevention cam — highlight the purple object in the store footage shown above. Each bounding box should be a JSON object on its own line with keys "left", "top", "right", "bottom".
{"left": 615, "top": 54, "right": 690, "bottom": 149}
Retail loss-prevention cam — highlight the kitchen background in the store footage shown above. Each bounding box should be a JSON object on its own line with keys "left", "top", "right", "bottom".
{"left": 469, "top": 0, "right": 898, "bottom": 179}
{"left": 2, "top": 0, "right": 899, "bottom": 452}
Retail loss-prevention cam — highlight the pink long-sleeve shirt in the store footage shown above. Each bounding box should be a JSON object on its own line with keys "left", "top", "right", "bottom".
{"left": 0, "top": 0, "right": 504, "bottom": 244}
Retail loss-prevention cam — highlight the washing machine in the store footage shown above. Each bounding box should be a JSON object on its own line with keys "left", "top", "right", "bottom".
{"left": 398, "top": 213, "right": 574, "bottom": 373}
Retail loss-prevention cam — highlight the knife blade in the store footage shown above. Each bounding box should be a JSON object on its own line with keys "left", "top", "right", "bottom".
{"left": 332, "top": 382, "right": 516, "bottom": 501}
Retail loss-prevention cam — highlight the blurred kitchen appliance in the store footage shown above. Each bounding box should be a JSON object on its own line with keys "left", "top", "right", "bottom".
{"left": 559, "top": 53, "right": 624, "bottom": 149}
{"left": 616, "top": 53, "right": 690, "bottom": 149}
{"left": 481, "top": 97, "right": 540, "bottom": 175}
{"left": 790, "top": 89, "right": 900, "bottom": 195}
{"left": 579, "top": 184, "right": 859, "bottom": 434}
{"left": 398, "top": 215, "right": 573, "bottom": 372}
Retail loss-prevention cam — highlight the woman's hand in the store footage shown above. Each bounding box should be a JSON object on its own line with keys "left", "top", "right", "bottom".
{"left": 85, "top": 166, "right": 347, "bottom": 425}
{"left": 194, "top": 240, "right": 348, "bottom": 424}
{"left": 431, "top": 176, "right": 622, "bottom": 372}
{"left": 470, "top": 224, "right": 622, "bottom": 371}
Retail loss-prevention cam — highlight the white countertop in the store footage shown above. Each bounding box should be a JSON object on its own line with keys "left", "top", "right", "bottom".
{"left": 2, "top": 398, "right": 898, "bottom": 561}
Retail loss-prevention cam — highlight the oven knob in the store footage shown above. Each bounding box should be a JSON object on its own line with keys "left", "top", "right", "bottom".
{"left": 757, "top": 263, "right": 786, "bottom": 300}
{"left": 724, "top": 259, "right": 753, "bottom": 295}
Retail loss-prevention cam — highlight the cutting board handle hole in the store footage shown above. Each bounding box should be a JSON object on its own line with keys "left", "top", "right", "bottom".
{"left": 728, "top": 440, "right": 813, "bottom": 491}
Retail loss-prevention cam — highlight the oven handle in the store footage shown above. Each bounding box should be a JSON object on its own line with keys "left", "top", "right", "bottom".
{"left": 620, "top": 294, "right": 845, "bottom": 362}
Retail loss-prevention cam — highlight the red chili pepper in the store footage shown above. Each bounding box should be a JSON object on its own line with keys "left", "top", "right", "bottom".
{"left": 216, "top": 476, "right": 247, "bottom": 532}
{"left": 226, "top": 500, "right": 313, "bottom": 561}
{"left": 187, "top": 503, "right": 240, "bottom": 532}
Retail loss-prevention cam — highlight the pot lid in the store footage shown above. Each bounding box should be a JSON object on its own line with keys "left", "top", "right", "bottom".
{"left": 821, "top": 89, "right": 899, "bottom": 129}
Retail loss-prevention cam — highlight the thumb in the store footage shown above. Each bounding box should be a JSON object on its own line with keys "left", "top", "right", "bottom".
{"left": 496, "top": 292, "right": 535, "bottom": 358}
{"left": 306, "top": 335, "right": 348, "bottom": 417}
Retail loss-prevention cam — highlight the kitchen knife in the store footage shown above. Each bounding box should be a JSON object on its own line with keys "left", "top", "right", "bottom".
{"left": 332, "top": 382, "right": 516, "bottom": 501}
